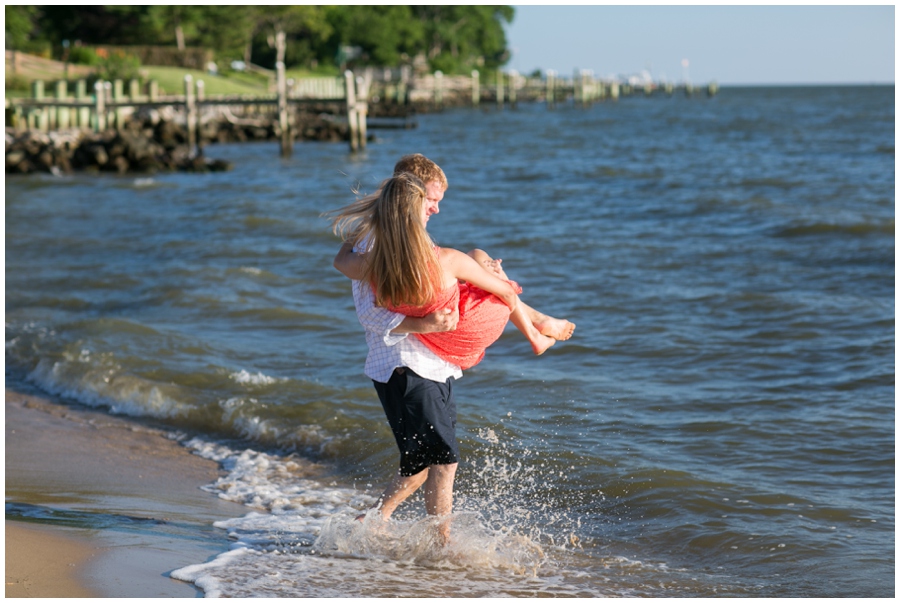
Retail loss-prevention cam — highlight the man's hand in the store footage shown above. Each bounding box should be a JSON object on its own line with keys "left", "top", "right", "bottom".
{"left": 391, "top": 306, "right": 459, "bottom": 334}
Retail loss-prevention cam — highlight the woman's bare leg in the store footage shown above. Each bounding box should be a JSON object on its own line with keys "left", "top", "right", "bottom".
{"left": 509, "top": 302, "right": 556, "bottom": 355}
{"left": 467, "top": 249, "right": 575, "bottom": 347}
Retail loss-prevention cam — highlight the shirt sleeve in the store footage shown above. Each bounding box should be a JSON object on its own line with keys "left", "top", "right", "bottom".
{"left": 351, "top": 278, "right": 407, "bottom": 346}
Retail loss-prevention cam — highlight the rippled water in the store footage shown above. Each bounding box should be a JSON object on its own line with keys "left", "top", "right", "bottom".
{"left": 6, "top": 86, "right": 894, "bottom": 596}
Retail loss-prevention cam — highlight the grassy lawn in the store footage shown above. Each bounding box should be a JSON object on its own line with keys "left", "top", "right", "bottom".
{"left": 5, "top": 52, "right": 343, "bottom": 99}
{"left": 142, "top": 66, "right": 270, "bottom": 96}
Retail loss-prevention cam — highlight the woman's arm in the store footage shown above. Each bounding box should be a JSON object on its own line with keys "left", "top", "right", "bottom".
{"left": 333, "top": 241, "right": 367, "bottom": 280}
{"left": 441, "top": 248, "right": 519, "bottom": 311}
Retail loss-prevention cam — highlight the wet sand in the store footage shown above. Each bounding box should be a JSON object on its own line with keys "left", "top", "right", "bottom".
{"left": 6, "top": 521, "right": 99, "bottom": 597}
{"left": 5, "top": 388, "right": 249, "bottom": 597}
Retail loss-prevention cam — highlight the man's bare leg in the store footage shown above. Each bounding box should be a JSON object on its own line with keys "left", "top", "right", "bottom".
{"left": 423, "top": 462, "right": 458, "bottom": 543}
{"left": 467, "top": 249, "right": 576, "bottom": 345}
{"left": 357, "top": 468, "right": 429, "bottom": 522}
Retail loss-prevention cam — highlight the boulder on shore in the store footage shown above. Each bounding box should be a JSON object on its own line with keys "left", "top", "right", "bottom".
{"left": 5, "top": 107, "right": 368, "bottom": 175}
{"left": 5, "top": 126, "right": 233, "bottom": 175}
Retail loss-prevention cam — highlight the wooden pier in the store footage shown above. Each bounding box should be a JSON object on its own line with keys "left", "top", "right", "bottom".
{"left": 5, "top": 69, "right": 370, "bottom": 154}
{"left": 6, "top": 65, "right": 718, "bottom": 159}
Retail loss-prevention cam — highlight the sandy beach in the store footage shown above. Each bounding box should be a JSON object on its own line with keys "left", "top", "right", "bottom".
{"left": 5, "top": 388, "right": 249, "bottom": 597}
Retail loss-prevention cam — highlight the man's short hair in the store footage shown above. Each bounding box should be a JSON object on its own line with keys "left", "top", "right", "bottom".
{"left": 393, "top": 154, "right": 448, "bottom": 190}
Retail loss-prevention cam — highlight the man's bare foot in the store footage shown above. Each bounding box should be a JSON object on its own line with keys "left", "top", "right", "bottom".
{"left": 435, "top": 518, "right": 452, "bottom": 547}
{"left": 535, "top": 317, "right": 575, "bottom": 341}
{"left": 356, "top": 509, "right": 388, "bottom": 523}
{"left": 531, "top": 333, "right": 556, "bottom": 356}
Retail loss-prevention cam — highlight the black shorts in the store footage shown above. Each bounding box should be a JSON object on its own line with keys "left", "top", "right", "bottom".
{"left": 373, "top": 367, "right": 459, "bottom": 477}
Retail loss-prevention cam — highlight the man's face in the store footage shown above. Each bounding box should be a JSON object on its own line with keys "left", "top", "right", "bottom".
{"left": 423, "top": 180, "right": 445, "bottom": 226}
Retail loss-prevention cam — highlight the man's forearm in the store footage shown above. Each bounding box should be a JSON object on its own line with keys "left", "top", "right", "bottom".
{"left": 391, "top": 315, "right": 439, "bottom": 334}
{"left": 392, "top": 308, "right": 458, "bottom": 334}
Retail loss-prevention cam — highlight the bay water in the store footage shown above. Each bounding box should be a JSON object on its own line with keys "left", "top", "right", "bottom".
{"left": 5, "top": 86, "right": 894, "bottom": 596}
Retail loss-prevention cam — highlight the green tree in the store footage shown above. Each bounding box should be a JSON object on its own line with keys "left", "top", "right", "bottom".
{"left": 5, "top": 5, "right": 39, "bottom": 49}
{"left": 192, "top": 6, "right": 258, "bottom": 61}
{"left": 37, "top": 6, "right": 148, "bottom": 46}
{"left": 141, "top": 6, "right": 205, "bottom": 50}
{"left": 246, "top": 5, "right": 332, "bottom": 67}
{"left": 338, "top": 6, "right": 425, "bottom": 67}
{"left": 412, "top": 6, "right": 514, "bottom": 73}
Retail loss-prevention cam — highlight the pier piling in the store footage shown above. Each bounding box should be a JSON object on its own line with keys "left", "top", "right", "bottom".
{"left": 184, "top": 75, "right": 196, "bottom": 154}
{"left": 93, "top": 81, "right": 106, "bottom": 131}
{"left": 276, "top": 61, "right": 291, "bottom": 157}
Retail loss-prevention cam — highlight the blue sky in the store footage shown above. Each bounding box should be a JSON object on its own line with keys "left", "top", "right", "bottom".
{"left": 505, "top": 5, "right": 894, "bottom": 85}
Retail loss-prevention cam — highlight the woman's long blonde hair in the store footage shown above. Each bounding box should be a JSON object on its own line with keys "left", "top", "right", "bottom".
{"left": 329, "top": 173, "right": 442, "bottom": 308}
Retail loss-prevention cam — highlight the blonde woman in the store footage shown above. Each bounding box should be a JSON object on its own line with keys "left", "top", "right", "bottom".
{"left": 331, "top": 173, "right": 556, "bottom": 370}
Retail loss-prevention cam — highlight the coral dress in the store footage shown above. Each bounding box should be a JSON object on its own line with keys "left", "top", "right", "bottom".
{"left": 388, "top": 279, "right": 521, "bottom": 370}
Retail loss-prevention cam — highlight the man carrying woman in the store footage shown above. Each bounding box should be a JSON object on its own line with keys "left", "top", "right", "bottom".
{"left": 330, "top": 155, "right": 574, "bottom": 538}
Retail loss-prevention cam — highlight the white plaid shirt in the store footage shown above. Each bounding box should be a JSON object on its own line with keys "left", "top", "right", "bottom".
{"left": 351, "top": 277, "right": 463, "bottom": 384}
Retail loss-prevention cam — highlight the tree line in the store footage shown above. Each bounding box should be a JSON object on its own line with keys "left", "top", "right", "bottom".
{"left": 5, "top": 5, "right": 515, "bottom": 74}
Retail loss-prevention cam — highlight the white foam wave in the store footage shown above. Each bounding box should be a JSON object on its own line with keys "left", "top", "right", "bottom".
{"left": 184, "top": 437, "right": 372, "bottom": 544}
{"left": 216, "top": 397, "right": 335, "bottom": 453}
{"left": 229, "top": 369, "right": 283, "bottom": 386}
{"left": 171, "top": 436, "right": 593, "bottom": 597}
{"left": 26, "top": 356, "right": 189, "bottom": 418}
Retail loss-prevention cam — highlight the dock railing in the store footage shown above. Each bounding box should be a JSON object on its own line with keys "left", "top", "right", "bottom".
{"left": 5, "top": 69, "right": 369, "bottom": 154}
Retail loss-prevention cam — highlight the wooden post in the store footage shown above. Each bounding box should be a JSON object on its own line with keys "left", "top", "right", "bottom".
{"left": 276, "top": 61, "right": 291, "bottom": 157}
{"left": 496, "top": 70, "right": 504, "bottom": 107}
{"left": 356, "top": 76, "right": 368, "bottom": 151}
{"left": 547, "top": 70, "right": 555, "bottom": 108}
{"left": 113, "top": 79, "right": 124, "bottom": 130}
{"left": 76, "top": 79, "right": 88, "bottom": 129}
{"left": 149, "top": 79, "right": 159, "bottom": 101}
{"left": 471, "top": 70, "right": 480, "bottom": 105}
{"left": 572, "top": 69, "right": 580, "bottom": 105}
{"left": 399, "top": 65, "right": 410, "bottom": 104}
{"left": 184, "top": 74, "right": 196, "bottom": 154}
{"left": 508, "top": 70, "right": 518, "bottom": 107}
{"left": 94, "top": 81, "right": 106, "bottom": 132}
{"left": 129, "top": 78, "right": 140, "bottom": 101}
{"left": 195, "top": 79, "right": 206, "bottom": 152}
{"left": 584, "top": 70, "right": 593, "bottom": 105}
{"left": 345, "top": 70, "right": 358, "bottom": 152}
{"left": 13, "top": 106, "right": 25, "bottom": 133}
{"left": 55, "top": 80, "right": 69, "bottom": 130}
{"left": 434, "top": 70, "right": 443, "bottom": 108}
{"left": 31, "top": 80, "right": 45, "bottom": 131}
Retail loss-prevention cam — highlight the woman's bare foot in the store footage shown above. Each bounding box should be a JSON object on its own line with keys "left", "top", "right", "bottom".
{"left": 535, "top": 317, "right": 575, "bottom": 341}
{"left": 531, "top": 333, "right": 556, "bottom": 356}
